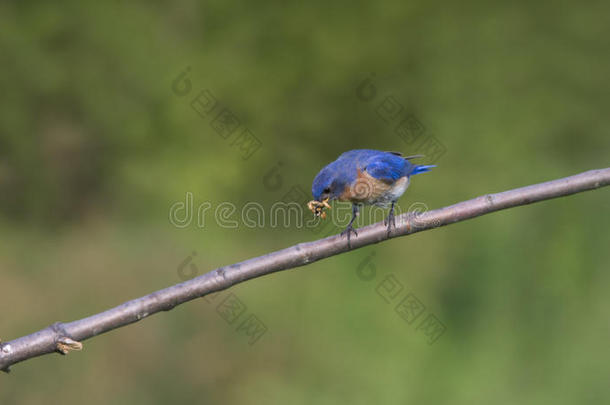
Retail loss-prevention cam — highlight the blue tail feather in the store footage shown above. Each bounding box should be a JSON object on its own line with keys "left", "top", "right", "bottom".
{"left": 411, "top": 164, "right": 436, "bottom": 175}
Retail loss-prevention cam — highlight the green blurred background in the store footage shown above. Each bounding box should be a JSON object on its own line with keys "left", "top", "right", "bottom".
{"left": 1, "top": 0, "right": 609, "bottom": 403}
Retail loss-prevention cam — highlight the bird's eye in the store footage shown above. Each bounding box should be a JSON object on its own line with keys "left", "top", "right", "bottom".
{"left": 323, "top": 187, "right": 331, "bottom": 194}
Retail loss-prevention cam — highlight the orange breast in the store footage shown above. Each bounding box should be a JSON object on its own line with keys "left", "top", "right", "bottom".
{"left": 339, "top": 169, "right": 393, "bottom": 204}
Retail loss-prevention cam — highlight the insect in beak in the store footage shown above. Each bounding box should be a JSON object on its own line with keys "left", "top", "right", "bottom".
{"left": 307, "top": 197, "right": 331, "bottom": 219}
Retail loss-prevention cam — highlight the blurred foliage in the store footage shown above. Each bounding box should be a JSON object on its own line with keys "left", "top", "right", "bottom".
{"left": 0, "top": 0, "right": 609, "bottom": 404}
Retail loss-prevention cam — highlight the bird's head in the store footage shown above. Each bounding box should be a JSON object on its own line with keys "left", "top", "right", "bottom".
{"left": 311, "top": 167, "right": 345, "bottom": 202}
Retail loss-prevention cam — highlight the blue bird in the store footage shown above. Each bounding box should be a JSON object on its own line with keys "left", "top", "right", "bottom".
{"left": 311, "top": 149, "right": 435, "bottom": 245}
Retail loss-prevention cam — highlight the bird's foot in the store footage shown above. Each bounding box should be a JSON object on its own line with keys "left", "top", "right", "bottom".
{"left": 341, "top": 224, "right": 358, "bottom": 248}
{"left": 384, "top": 211, "right": 396, "bottom": 236}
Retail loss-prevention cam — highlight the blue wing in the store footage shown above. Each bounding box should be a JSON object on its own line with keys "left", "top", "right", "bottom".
{"left": 363, "top": 153, "right": 409, "bottom": 183}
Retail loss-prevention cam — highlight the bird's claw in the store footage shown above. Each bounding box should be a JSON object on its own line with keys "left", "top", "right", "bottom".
{"left": 341, "top": 225, "right": 358, "bottom": 248}
{"left": 384, "top": 212, "right": 396, "bottom": 236}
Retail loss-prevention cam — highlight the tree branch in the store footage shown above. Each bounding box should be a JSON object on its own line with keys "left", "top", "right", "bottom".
{"left": 1, "top": 168, "right": 609, "bottom": 372}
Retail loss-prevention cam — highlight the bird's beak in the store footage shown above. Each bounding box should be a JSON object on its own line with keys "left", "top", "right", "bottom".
{"left": 320, "top": 198, "right": 331, "bottom": 219}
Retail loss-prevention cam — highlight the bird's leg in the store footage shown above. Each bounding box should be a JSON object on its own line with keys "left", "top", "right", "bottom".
{"left": 341, "top": 204, "right": 360, "bottom": 248}
{"left": 384, "top": 201, "right": 397, "bottom": 235}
